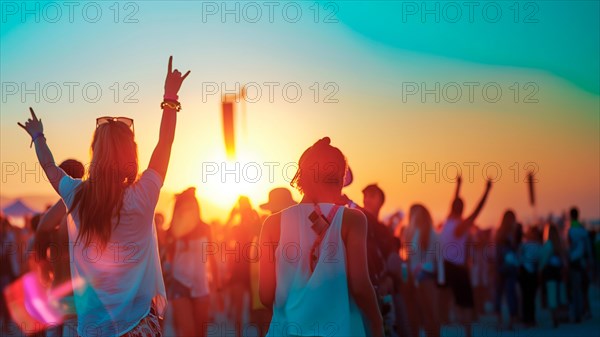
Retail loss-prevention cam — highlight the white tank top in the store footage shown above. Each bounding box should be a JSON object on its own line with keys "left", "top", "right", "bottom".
{"left": 267, "top": 203, "right": 366, "bottom": 337}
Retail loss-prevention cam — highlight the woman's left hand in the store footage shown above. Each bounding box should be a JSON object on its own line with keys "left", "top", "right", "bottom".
{"left": 17, "top": 107, "right": 44, "bottom": 138}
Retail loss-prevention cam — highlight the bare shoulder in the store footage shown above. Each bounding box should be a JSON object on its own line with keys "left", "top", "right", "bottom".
{"left": 344, "top": 208, "right": 367, "bottom": 224}
{"left": 263, "top": 212, "right": 281, "bottom": 229}
{"left": 342, "top": 208, "right": 367, "bottom": 239}
{"left": 261, "top": 212, "right": 281, "bottom": 241}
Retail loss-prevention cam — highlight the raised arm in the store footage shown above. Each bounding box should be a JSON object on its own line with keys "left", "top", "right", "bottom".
{"left": 454, "top": 174, "right": 462, "bottom": 200}
{"left": 148, "top": 56, "right": 191, "bottom": 180}
{"left": 18, "top": 108, "right": 66, "bottom": 194}
{"left": 455, "top": 179, "right": 492, "bottom": 237}
{"left": 447, "top": 174, "right": 462, "bottom": 216}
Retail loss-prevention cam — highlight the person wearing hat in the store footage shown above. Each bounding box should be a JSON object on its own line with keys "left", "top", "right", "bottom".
{"left": 260, "top": 188, "right": 297, "bottom": 214}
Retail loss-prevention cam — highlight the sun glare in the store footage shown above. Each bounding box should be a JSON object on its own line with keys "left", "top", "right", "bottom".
{"left": 192, "top": 149, "right": 276, "bottom": 218}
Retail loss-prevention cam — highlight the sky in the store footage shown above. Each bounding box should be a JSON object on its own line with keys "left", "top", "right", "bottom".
{"left": 1, "top": 0, "right": 599, "bottom": 227}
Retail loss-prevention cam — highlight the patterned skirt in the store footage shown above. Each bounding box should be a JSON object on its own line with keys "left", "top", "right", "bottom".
{"left": 121, "top": 307, "right": 161, "bottom": 337}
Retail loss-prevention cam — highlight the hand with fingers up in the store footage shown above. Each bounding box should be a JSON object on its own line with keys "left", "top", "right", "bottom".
{"left": 17, "top": 107, "right": 65, "bottom": 192}
{"left": 18, "top": 107, "right": 44, "bottom": 148}
{"left": 149, "top": 56, "right": 191, "bottom": 180}
{"left": 164, "top": 56, "right": 190, "bottom": 101}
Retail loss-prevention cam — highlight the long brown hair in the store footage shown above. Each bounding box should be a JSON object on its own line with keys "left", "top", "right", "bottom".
{"left": 545, "top": 223, "right": 564, "bottom": 257}
{"left": 70, "top": 121, "right": 138, "bottom": 249}
{"left": 406, "top": 204, "right": 433, "bottom": 251}
{"left": 495, "top": 210, "right": 516, "bottom": 246}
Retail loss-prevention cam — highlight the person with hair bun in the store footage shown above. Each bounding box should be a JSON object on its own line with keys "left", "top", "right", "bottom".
{"left": 259, "top": 137, "right": 383, "bottom": 337}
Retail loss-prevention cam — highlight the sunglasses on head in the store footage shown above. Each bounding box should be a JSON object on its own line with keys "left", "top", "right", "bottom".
{"left": 96, "top": 116, "right": 135, "bottom": 134}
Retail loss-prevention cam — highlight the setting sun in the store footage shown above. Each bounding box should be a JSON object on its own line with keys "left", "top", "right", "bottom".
{"left": 185, "top": 148, "right": 283, "bottom": 220}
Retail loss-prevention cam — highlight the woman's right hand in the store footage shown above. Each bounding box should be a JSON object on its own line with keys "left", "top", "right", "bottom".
{"left": 164, "top": 56, "right": 190, "bottom": 98}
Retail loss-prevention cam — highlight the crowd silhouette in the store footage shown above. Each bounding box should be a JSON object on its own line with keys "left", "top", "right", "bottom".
{"left": 1, "top": 57, "right": 599, "bottom": 337}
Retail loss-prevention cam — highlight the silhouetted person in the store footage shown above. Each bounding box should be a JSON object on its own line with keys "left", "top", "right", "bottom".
{"left": 260, "top": 188, "right": 296, "bottom": 214}
{"left": 439, "top": 176, "right": 491, "bottom": 337}
{"left": 168, "top": 188, "right": 219, "bottom": 337}
{"left": 567, "top": 207, "right": 592, "bottom": 322}
{"left": 519, "top": 226, "right": 542, "bottom": 326}
{"left": 494, "top": 211, "right": 519, "bottom": 329}
{"left": 226, "top": 196, "right": 260, "bottom": 337}
{"left": 360, "top": 184, "right": 398, "bottom": 336}
{"left": 539, "top": 223, "right": 566, "bottom": 327}
{"left": 354, "top": 185, "right": 394, "bottom": 288}
{"left": 403, "top": 204, "right": 444, "bottom": 337}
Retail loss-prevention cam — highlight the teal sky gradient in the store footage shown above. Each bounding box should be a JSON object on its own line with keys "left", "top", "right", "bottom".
{"left": 1, "top": 1, "right": 599, "bottom": 225}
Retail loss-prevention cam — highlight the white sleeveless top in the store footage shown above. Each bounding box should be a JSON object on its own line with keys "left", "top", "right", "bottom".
{"left": 267, "top": 203, "right": 366, "bottom": 337}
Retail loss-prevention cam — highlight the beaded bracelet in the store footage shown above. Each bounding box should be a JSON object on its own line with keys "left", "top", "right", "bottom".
{"left": 161, "top": 100, "right": 181, "bottom": 112}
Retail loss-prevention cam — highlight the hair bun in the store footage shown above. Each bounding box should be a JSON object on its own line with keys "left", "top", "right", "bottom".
{"left": 314, "top": 137, "right": 331, "bottom": 147}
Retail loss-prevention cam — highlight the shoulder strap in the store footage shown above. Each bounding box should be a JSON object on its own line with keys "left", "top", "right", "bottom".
{"left": 309, "top": 205, "right": 341, "bottom": 272}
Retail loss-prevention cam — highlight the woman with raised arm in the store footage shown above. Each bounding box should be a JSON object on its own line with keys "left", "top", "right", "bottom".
{"left": 439, "top": 176, "right": 492, "bottom": 337}
{"left": 259, "top": 137, "right": 383, "bottom": 337}
{"left": 18, "top": 57, "right": 190, "bottom": 337}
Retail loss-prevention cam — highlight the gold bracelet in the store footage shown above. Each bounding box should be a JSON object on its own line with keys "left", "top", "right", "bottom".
{"left": 161, "top": 100, "right": 181, "bottom": 112}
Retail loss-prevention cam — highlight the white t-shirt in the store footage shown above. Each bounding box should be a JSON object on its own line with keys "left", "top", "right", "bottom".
{"left": 59, "top": 169, "right": 167, "bottom": 337}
